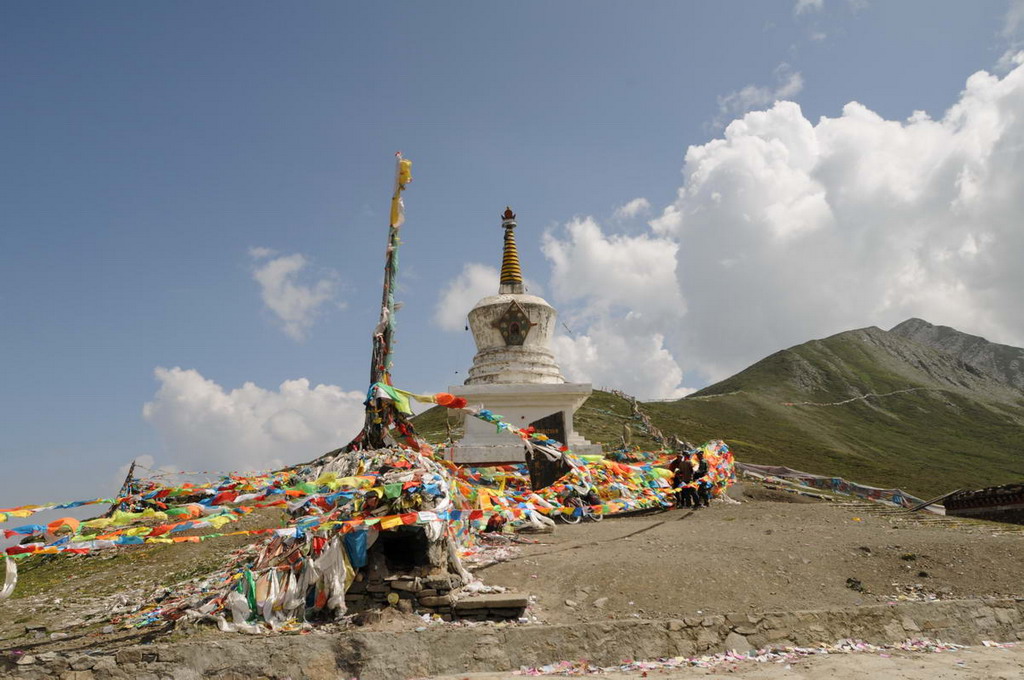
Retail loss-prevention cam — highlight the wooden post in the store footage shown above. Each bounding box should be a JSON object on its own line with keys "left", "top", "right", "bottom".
{"left": 104, "top": 459, "right": 137, "bottom": 516}
{"left": 342, "top": 154, "right": 416, "bottom": 453}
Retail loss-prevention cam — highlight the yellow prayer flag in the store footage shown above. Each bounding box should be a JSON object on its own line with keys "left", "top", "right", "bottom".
{"left": 389, "top": 154, "right": 412, "bottom": 227}
{"left": 397, "top": 158, "right": 412, "bottom": 186}
{"left": 379, "top": 515, "right": 403, "bottom": 530}
{"left": 207, "top": 515, "right": 235, "bottom": 529}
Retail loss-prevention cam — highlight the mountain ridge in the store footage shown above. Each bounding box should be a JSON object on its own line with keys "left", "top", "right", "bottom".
{"left": 890, "top": 318, "right": 1024, "bottom": 393}
{"left": 651, "top": 320, "right": 1024, "bottom": 497}
{"left": 413, "top": 319, "right": 1024, "bottom": 498}
{"left": 693, "top": 323, "right": 1023, "bottom": 405}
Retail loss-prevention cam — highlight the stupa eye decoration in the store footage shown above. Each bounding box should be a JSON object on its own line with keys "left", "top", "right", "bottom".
{"left": 495, "top": 300, "right": 534, "bottom": 346}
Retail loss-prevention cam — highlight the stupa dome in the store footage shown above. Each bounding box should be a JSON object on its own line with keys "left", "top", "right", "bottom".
{"left": 464, "top": 209, "right": 564, "bottom": 385}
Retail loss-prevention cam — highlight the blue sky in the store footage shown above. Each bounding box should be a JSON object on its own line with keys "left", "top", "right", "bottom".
{"left": 3, "top": 1, "right": 1023, "bottom": 509}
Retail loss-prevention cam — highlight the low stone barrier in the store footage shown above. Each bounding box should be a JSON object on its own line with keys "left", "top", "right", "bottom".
{"left": 4, "top": 598, "right": 1022, "bottom": 679}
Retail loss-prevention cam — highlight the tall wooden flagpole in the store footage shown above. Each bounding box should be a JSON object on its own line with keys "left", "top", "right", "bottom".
{"left": 342, "top": 153, "right": 417, "bottom": 452}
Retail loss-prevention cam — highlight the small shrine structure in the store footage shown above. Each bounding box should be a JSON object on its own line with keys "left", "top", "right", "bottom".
{"left": 447, "top": 208, "right": 602, "bottom": 465}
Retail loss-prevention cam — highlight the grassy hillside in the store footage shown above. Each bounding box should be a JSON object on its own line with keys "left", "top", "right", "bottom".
{"left": 653, "top": 327, "right": 1024, "bottom": 498}
{"left": 415, "top": 326, "right": 1024, "bottom": 499}
{"left": 646, "top": 389, "right": 1024, "bottom": 498}
{"left": 411, "top": 389, "right": 662, "bottom": 451}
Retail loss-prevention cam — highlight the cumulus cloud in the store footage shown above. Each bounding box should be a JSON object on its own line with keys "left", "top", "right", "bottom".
{"left": 248, "top": 246, "right": 277, "bottom": 259}
{"left": 434, "top": 58, "right": 1024, "bottom": 400}
{"left": 715, "top": 64, "right": 804, "bottom": 127}
{"left": 434, "top": 263, "right": 499, "bottom": 331}
{"left": 434, "top": 263, "right": 544, "bottom": 331}
{"left": 1003, "top": 0, "right": 1024, "bottom": 37}
{"left": 643, "top": 58, "right": 1024, "bottom": 380}
{"left": 552, "top": 322, "right": 693, "bottom": 400}
{"left": 534, "top": 57, "right": 1024, "bottom": 396}
{"left": 250, "top": 250, "right": 338, "bottom": 341}
{"left": 613, "top": 197, "right": 652, "bottom": 220}
{"left": 999, "top": 3, "right": 1024, "bottom": 73}
{"left": 542, "top": 216, "right": 684, "bottom": 319}
{"left": 538, "top": 216, "right": 691, "bottom": 399}
{"left": 794, "top": 0, "right": 824, "bottom": 15}
{"left": 142, "top": 367, "right": 366, "bottom": 472}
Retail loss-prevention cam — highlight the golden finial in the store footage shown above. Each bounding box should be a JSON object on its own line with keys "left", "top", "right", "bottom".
{"left": 499, "top": 207, "right": 523, "bottom": 292}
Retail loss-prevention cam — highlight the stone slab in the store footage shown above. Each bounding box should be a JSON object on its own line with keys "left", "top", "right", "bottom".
{"left": 418, "top": 594, "right": 455, "bottom": 608}
{"left": 453, "top": 593, "right": 530, "bottom": 611}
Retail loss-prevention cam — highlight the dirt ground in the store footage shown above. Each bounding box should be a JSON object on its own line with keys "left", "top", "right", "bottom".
{"left": 475, "top": 482, "right": 1024, "bottom": 624}
{"left": 437, "top": 645, "right": 1024, "bottom": 680}
{"left": 2, "top": 480, "right": 1023, "bottom": 670}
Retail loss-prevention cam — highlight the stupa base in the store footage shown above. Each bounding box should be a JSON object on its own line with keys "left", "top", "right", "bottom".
{"left": 444, "top": 382, "right": 603, "bottom": 466}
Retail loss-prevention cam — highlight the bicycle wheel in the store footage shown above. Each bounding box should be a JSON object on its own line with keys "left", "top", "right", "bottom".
{"left": 560, "top": 511, "right": 582, "bottom": 524}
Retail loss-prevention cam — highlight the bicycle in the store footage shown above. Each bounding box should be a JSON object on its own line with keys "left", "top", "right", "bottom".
{"left": 558, "top": 486, "right": 604, "bottom": 524}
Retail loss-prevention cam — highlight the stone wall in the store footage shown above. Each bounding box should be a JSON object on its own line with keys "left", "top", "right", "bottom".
{"left": 5, "top": 598, "right": 1023, "bottom": 680}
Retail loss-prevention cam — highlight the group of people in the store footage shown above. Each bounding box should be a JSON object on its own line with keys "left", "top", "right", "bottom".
{"left": 668, "top": 449, "right": 712, "bottom": 509}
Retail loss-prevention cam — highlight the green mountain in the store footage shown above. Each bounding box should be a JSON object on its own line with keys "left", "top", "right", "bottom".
{"left": 415, "top": 322, "right": 1024, "bottom": 499}
{"left": 643, "top": 324, "right": 1024, "bottom": 498}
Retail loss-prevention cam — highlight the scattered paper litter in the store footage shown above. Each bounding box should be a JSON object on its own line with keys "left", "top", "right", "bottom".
{"left": 513, "top": 637, "right": 975, "bottom": 675}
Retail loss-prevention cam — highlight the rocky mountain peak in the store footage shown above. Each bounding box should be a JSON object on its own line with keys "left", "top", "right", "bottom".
{"left": 889, "top": 318, "right": 1024, "bottom": 392}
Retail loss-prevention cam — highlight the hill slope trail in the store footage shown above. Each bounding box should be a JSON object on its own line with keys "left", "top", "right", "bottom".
{"left": 642, "top": 324, "right": 1024, "bottom": 498}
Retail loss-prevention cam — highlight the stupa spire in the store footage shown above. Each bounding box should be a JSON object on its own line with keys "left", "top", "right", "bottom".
{"left": 499, "top": 207, "right": 524, "bottom": 294}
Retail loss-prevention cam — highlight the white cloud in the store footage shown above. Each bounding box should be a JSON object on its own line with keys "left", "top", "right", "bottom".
{"left": 540, "top": 216, "right": 690, "bottom": 399}
{"left": 794, "top": 0, "right": 824, "bottom": 15}
{"left": 613, "top": 197, "right": 652, "bottom": 220}
{"left": 996, "top": 49, "right": 1024, "bottom": 73}
{"left": 534, "top": 58, "right": 1024, "bottom": 398}
{"left": 250, "top": 250, "right": 338, "bottom": 341}
{"left": 543, "top": 216, "right": 684, "bottom": 318}
{"left": 433, "top": 58, "right": 1024, "bottom": 400}
{"left": 641, "top": 58, "right": 1024, "bottom": 380}
{"left": 1003, "top": 0, "right": 1024, "bottom": 37}
{"left": 142, "top": 367, "right": 366, "bottom": 472}
{"left": 248, "top": 246, "right": 277, "bottom": 259}
{"left": 999, "top": 1, "right": 1024, "bottom": 74}
{"left": 434, "top": 263, "right": 499, "bottom": 331}
{"left": 434, "top": 263, "right": 545, "bottom": 332}
{"left": 552, "top": 323, "right": 693, "bottom": 400}
{"left": 715, "top": 64, "right": 804, "bottom": 127}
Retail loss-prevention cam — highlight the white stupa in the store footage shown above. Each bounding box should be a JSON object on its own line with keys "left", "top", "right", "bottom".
{"left": 447, "top": 208, "right": 602, "bottom": 465}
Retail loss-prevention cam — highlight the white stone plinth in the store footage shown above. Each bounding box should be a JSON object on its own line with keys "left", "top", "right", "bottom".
{"left": 445, "top": 382, "right": 603, "bottom": 465}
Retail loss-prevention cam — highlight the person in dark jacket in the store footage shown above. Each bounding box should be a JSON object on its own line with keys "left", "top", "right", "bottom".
{"left": 692, "top": 451, "right": 711, "bottom": 508}
{"left": 669, "top": 452, "right": 695, "bottom": 508}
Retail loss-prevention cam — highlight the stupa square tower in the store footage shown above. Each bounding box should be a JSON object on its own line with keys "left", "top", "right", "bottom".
{"left": 447, "top": 208, "right": 602, "bottom": 465}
